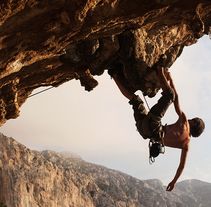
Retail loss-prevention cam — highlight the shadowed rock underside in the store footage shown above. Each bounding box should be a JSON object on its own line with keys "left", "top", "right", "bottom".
{"left": 0, "top": 0, "right": 211, "bottom": 125}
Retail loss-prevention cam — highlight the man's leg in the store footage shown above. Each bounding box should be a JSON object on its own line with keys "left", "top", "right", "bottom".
{"left": 109, "top": 63, "right": 136, "bottom": 101}
{"left": 129, "top": 95, "right": 147, "bottom": 128}
{"left": 149, "top": 67, "right": 175, "bottom": 120}
{"left": 110, "top": 66, "right": 148, "bottom": 137}
{"left": 148, "top": 68, "right": 175, "bottom": 140}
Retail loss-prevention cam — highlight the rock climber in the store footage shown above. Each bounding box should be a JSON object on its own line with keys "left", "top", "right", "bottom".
{"left": 109, "top": 66, "right": 205, "bottom": 191}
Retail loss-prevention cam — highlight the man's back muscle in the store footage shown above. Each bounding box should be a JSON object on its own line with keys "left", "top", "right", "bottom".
{"left": 164, "top": 116, "right": 190, "bottom": 149}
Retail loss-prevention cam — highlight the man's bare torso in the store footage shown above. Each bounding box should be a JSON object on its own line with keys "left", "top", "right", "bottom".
{"left": 163, "top": 116, "right": 190, "bottom": 150}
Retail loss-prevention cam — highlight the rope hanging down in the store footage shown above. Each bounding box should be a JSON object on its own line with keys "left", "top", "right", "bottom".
{"left": 143, "top": 95, "right": 150, "bottom": 111}
{"left": 28, "top": 86, "right": 54, "bottom": 98}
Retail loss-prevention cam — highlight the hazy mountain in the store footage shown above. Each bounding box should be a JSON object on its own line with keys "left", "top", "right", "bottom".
{"left": 0, "top": 133, "right": 210, "bottom": 207}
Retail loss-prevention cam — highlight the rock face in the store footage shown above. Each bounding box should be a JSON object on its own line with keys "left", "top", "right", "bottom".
{"left": 0, "top": 0, "right": 211, "bottom": 125}
{"left": 0, "top": 133, "right": 211, "bottom": 207}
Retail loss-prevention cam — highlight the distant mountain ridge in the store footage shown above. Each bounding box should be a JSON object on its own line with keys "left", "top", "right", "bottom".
{"left": 0, "top": 133, "right": 210, "bottom": 207}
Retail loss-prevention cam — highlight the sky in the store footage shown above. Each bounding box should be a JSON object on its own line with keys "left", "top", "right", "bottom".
{"left": 1, "top": 35, "right": 211, "bottom": 186}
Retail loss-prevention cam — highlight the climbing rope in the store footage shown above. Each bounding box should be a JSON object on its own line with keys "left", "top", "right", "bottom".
{"left": 28, "top": 86, "right": 54, "bottom": 98}
{"left": 209, "top": 26, "right": 211, "bottom": 39}
{"left": 0, "top": 86, "right": 55, "bottom": 108}
{"left": 143, "top": 95, "right": 151, "bottom": 111}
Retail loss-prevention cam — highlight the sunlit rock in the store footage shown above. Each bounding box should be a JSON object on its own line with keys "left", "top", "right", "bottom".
{"left": 0, "top": 0, "right": 211, "bottom": 125}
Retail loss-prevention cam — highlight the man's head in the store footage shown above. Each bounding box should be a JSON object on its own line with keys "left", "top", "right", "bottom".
{"left": 189, "top": 117, "right": 205, "bottom": 137}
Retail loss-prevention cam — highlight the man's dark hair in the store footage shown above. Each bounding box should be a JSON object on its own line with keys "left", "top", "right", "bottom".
{"left": 189, "top": 117, "right": 205, "bottom": 137}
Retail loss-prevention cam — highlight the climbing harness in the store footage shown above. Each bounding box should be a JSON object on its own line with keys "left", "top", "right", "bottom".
{"left": 28, "top": 86, "right": 54, "bottom": 98}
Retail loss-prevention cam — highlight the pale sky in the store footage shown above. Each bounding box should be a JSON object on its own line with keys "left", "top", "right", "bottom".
{"left": 1, "top": 36, "right": 211, "bottom": 185}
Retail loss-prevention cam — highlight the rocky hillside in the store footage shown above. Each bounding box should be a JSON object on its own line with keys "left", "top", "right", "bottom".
{"left": 0, "top": 0, "right": 211, "bottom": 125}
{"left": 0, "top": 133, "right": 211, "bottom": 207}
{"left": 175, "top": 179, "right": 211, "bottom": 207}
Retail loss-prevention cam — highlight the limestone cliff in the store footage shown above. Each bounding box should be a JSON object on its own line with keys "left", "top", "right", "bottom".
{"left": 0, "top": 0, "right": 211, "bottom": 125}
{"left": 1, "top": 133, "right": 211, "bottom": 207}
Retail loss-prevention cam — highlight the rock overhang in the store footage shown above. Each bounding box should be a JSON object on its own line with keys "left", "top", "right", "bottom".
{"left": 0, "top": 0, "right": 211, "bottom": 126}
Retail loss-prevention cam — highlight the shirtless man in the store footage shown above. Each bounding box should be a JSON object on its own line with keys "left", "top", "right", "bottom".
{"left": 110, "top": 67, "right": 205, "bottom": 191}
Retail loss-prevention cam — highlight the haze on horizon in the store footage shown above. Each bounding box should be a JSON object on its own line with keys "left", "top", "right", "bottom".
{"left": 1, "top": 36, "right": 211, "bottom": 185}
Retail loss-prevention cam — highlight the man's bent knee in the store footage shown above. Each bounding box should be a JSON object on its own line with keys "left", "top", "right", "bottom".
{"left": 129, "top": 95, "right": 143, "bottom": 107}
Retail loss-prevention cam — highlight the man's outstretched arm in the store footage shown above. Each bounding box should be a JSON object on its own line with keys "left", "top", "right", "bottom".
{"left": 163, "top": 70, "right": 189, "bottom": 191}
{"left": 166, "top": 148, "right": 189, "bottom": 191}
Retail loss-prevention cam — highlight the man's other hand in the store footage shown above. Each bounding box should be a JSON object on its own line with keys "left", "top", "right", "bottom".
{"left": 166, "top": 181, "right": 175, "bottom": 191}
